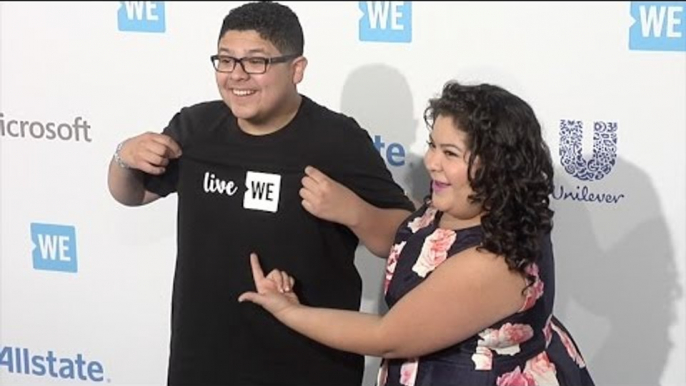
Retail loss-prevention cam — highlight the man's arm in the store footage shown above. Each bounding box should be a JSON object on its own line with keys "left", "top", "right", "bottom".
{"left": 107, "top": 132, "right": 182, "bottom": 206}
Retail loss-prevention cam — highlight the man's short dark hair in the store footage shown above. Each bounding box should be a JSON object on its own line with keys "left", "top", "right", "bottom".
{"left": 219, "top": 1, "right": 304, "bottom": 56}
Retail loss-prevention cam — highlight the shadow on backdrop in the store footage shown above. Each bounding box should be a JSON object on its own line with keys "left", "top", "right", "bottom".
{"left": 552, "top": 156, "right": 681, "bottom": 386}
{"left": 340, "top": 63, "right": 429, "bottom": 386}
{"left": 341, "top": 63, "right": 430, "bottom": 208}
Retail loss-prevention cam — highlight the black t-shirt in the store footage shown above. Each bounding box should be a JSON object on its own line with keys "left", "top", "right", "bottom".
{"left": 145, "top": 96, "right": 415, "bottom": 386}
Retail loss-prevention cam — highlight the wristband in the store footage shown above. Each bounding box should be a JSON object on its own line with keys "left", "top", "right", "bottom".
{"left": 113, "top": 141, "right": 131, "bottom": 169}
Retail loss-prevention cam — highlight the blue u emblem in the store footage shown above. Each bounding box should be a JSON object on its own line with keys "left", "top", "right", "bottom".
{"left": 559, "top": 120, "right": 618, "bottom": 181}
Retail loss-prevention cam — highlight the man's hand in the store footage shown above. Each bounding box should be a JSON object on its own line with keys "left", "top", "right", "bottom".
{"left": 118, "top": 132, "right": 182, "bottom": 175}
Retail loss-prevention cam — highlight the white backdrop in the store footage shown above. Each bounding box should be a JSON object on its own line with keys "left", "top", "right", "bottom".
{"left": 1, "top": 2, "right": 684, "bottom": 385}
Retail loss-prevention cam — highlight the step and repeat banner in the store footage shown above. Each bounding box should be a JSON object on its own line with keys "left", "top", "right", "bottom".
{"left": 1, "top": 2, "right": 684, "bottom": 385}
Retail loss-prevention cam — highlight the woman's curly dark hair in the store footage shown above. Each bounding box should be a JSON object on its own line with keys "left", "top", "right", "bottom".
{"left": 424, "top": 81, "right": 555, "bottom": 277}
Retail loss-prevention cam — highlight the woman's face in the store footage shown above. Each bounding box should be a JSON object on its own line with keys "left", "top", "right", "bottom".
{"left": 424, "top": 115, "right": 483, "bottom": 228}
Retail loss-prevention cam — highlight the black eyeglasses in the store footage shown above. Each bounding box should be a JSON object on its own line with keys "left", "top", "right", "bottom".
{"left": 210, "top": 54, "right": 299, "bottom": 74}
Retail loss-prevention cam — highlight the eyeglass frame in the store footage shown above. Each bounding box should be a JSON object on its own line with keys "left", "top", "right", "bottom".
{"left": 210, "top": 54, "right": 300, "bottom": 74}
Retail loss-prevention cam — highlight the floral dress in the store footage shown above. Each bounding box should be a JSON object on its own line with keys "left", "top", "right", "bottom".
{"left": 378, "top": 203, "right": 595, "bottom": 386}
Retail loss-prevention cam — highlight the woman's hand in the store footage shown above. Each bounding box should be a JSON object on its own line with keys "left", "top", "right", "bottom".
{"left": 238, "top": 253, "right": 300, "bottom": 316}
{"left": 300, "top": 166, "right": 361, "bottom": 227}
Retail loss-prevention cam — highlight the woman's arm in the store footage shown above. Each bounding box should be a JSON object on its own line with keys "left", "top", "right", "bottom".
{"left": 239, "top": 248, "right": 527, "bottom": 358}
{"left": 300, "top": 166, "right": 411, "bottom": 257}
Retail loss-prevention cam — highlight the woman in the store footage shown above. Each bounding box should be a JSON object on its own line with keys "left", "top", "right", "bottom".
{"left": 239, "top": 81, "right": 595, "bottom": 385}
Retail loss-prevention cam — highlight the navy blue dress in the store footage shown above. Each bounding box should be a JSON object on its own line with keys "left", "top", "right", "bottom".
{"left": 378, "top": 203, "right": 595, "bottom": 386}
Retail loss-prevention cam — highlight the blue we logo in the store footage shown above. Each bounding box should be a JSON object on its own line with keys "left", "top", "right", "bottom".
{"left": 31, "top": 223, "right": 78, "bottom": 273}
{"left": 118, "top": 1, "right": 166, "bottom": 33}
{"left": 359, "top": 2, "right": 412, "bottom": 43}
{"left": 559, "top": 120, "right": 618, "bottom": 182}
{"left": 630, "top": 2, "right": 686, "bottom": 51}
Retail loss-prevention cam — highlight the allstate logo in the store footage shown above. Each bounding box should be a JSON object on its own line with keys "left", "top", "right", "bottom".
{"left": 117, "top": 1, "right": 166, "bottom": 33}
{"left": 559, "top": 120, "right": 617, "bottom": 181}
{"left": 554, "top": 120, "right": 625, "bottom": 205}
{"left": 0, "top": 345, "right": 106, "bottom": 382}
{"left": 629, "top": 2, "right": 686, "bottom": 51}
{"left": 373, "top": 134, "right": 406, "bottom": 166}
{"left": 359, "top": 1, "right": 412, "bottom": 43}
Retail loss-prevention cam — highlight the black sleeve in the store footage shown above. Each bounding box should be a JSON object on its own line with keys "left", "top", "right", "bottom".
{"left": 324, "top": 117, "right": 415, "bottom": 213}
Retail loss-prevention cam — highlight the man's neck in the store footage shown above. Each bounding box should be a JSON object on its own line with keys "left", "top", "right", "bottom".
{"left": 238, "top": 94, "right": 302, "bottom": 136}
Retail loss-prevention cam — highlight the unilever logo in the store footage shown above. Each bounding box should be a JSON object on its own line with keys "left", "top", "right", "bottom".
{"left": 359, "top": 1, "right": 412, "bottom": 43}
{"left": 0, "top": 346, "right": 105, "bottom": 382}
{"left": 31, "top": 223, "right": 78, "bottom": 273}
{"left": 554, "top": 120, "right": 625, "bottom": 204}
{"left": 559, "top": 120, "right": 617, "bottom": 181}
{"left": 117, "top": 1, "right": 166, "bottom": 33}
{"left": 629, "top": 2, "right": 686, "bottom": 51}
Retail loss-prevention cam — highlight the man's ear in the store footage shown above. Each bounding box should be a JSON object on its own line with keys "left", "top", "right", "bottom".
{"left": 292, "top": 56, "right": 308, "bottom": 85}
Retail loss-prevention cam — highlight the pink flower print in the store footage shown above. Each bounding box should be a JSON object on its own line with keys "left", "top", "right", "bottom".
{"left": 500, "top": 323, "right": 534, "bottom": 346}
{"left": 496, "top": 366, "right": 536, "bottom": 386}
{"left": 543, "top": 315, "right": 553, "bottom": 346}
{"left": 400, "top": 358, "right": 418, "bottom": 386}
{"left": 411, "top": 228, "right": 456, "bottom": 277}
{"left": 471, "top": 346, "right": 493, "bottom": 370}
{"left": 376, "top": 359, "right": 389, "bottom": 386}
{"left": 384, "top": 242, "right": 406, "bottom": 294}
{"left": 519, "top": 263, "right": 544, "bottom": 312}
{"left": 523, "top": 352, "right": 559, "bottom": 385}
{"left": 498, "top": 352, "right": 558, "bottom": 386}
{"left": 477, "top": 323, "right": 533, "bottom": 356}
{"left": 407, "top": 206, "right": 438, "bottom": 233}
{"left": 551, "top": 320, "right": 587, "bottom": 368}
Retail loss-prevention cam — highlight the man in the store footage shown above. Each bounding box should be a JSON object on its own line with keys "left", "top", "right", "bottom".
{"left": 107, "top": 2, "right": 414, "bottom": 385}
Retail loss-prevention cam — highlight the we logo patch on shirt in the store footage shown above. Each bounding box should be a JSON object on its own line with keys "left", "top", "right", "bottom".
{"left": 243, "top": 171, "right": 281, "bottom": 213}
